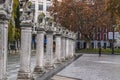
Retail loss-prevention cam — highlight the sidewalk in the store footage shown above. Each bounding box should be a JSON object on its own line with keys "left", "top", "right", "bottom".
{"left": 54, "top": 54, "right": 120, "bottom": 80}
{"left": 7, "top": 53, "right": 82, "bottom": 80}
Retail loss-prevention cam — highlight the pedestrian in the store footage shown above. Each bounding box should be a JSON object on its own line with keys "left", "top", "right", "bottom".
{"left": 98, "top": 43, "right": 101, "bottom": 57}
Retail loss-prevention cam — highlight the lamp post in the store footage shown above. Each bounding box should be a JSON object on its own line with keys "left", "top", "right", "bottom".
{"left": 112, "top": 25, "right": 115, "bottom": 54}
{"left": 98, "top": 28, "right": 101, "bottom": 57}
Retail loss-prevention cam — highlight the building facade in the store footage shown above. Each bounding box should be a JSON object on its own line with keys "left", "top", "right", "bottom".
{"left": 19, "top": 0, "right": 52, "bottom": 29}
{"left": 78, "top": 26, "right": 119, "bottom": 49}
{"left": 30, "top": 0, "right": 52, "bottom": 23}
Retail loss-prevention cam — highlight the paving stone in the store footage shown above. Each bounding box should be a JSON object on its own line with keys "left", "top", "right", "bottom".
{"left": 57, "top": 54, "right": 120, "bottom": 80}
{"left": 7, "top": 53, "right": 82, "bottom": 80}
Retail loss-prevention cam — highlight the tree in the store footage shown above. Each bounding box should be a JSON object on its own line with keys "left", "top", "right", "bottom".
{"left": 50, "top": 0, "right": 111, "bottom": 48}
{"left": 8, "top": 0, "right": 20, "bottom": 42}
{"left": 8, "top": 19, "right": 15, "bottom": 42}
{"left": 8, "top": 0, "right": 20, "bottom": 52}
{"left": 105, "top": 0, "right": 120, "bottom": 18}
{"left": 105, "top": 0, "right": 120, "bottom": 31}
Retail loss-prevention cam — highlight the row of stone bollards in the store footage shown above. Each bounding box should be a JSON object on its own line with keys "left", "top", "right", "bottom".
{"left": 17, "top": 22, "right": 76, "bottom": 80}
{"left": 0, "top": 17, "right": 76, "bottom": 80}
{"left": 0, "top": 1, "right": 76, "bottom": 80}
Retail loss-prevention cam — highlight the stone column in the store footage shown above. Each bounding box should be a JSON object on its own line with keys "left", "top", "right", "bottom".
{"left": 0, "top": 18, "right": 8, "bottom": 80}
{"left": 73, "top": 35, "right": 76, "bottom": 56}
{"left": 45, "top": 31, "right": 54, "bottom": 69}
{"left": 69, "top": 38, "right": 73, "bottom": 58}
{"left": 70, "top": 33, "right": 75, "bottom": 58}
{"left": 34, "top": 28, "right": 45, "bottom": 74}
{"left": 55, "top": 34, "right": 62, "bottom": 63}
{"left": 17, "top": 24, "right": 32, "bottom": 80}
{"left": 65, "top": 37, "right": 69, "bottom": 60}
{"left": 71, "top": 39, "right": 74, "bottom": 57}
{"left": 73, "top": 39, "right": 76, "bottom": 56}
{"left": 70, "top": 38, "right": 73, "bottom": 58}
{"left": 61, "top": 36, "right": 66, "bottom": 61}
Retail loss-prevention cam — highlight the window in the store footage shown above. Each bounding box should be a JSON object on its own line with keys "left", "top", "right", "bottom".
{"left": 97, "top": 33, "right": 100, "bottom": 40}
{"left": 46, "top": 5, "right": 50, "bottom": 11}
{"left": 104, "top": 27, "right": 107, "bottom": 32}
{"left": 91, "top": 34, "right": 94, "bottom": 40}
{"left": 39, "top": 4, "right": 43, "bottom": 10}
{"left": 104, "top": 34, "right": 106, "bottom": 40}
{"left": 91, "top": 42, "right": 94, "bottom": 48}
{"left": 31, "top": 4, "right": 35, "bottom": 11}
{"left": 104, "top": 43, "right": 106, "bottom": 49}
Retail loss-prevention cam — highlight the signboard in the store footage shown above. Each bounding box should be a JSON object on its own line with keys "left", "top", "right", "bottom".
{"left": 108, "top": 32, "right": 119, "bottom": 40}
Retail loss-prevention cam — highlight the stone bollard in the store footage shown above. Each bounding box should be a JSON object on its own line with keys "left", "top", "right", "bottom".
{"left": 45, "top": 30, "right": 55, "bottom": 69}
{"left": 69, "top": 37, "right": 72, "bottom": 58}
{"left": 17, "top": 23, "right": 32, "bottom": 80}
{"left": 18, "top": 0, "right": 34, "bottom": 79}
{"left": 34, "top": 27, "right": 45, "bottom": 74}
{"left": 65, "top": 36, "right": 69, "bottom": 60}
{"left": 69, "top": 38, "right": 72, "bottom": 58}
{"left": 0, "top": 1, "right": 9, "bottom": 79}
{"left": 69, "top": 33, "right": 74, "bottom": 58}
{"left": 61, "top": 36, "right": 66, "bottom": 62}
{"left": 55, "top": 33, "right": 62, "bottom": 63}
{"left": 73, "top": 34, "right": 76, "bottom": 56}
{"left": 70, "top": 38, "right": 75, "bottom": 58}
{"left": 0, "top": 15, "right": 8, "bottom": 80}
{"left": 71, "top": 39, "right": 74, "bottom": 57}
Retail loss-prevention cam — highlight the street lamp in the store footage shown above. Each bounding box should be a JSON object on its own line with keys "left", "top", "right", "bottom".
{"left": 112, "top": 25, "right": 115, "bottom": 54}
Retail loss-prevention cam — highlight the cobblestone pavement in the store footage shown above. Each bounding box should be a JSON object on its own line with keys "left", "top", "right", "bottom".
{"left": 7, "top": 54, "right": 36, "bottom": 80}
{"left": 56, "top": 54, "right": 120, "bottom": 80}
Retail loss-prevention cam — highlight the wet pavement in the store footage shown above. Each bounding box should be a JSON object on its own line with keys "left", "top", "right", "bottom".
{"left": 7, "top": 52, "right": 82, "bottom": 80}
{"left": 7, "top": 53, "right": 120, "bottom": 80}
{"left": 7, "top": 53, "right": 36, "bottom": 80}
{"left": 56, "top": 54, "right": 120, "bottom": 80}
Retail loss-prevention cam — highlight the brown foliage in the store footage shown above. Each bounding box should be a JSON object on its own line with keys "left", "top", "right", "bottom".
{"left": 105, "top": 0, "right": 120, "bottom": 32}
{"left": 49, "top": 0, "right": 113, "bottom": 40}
